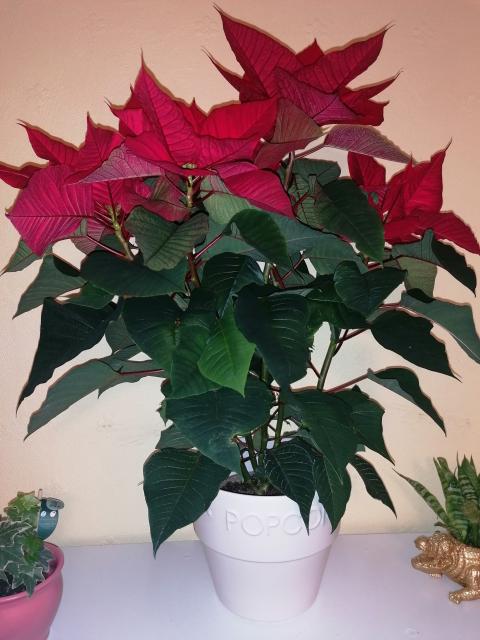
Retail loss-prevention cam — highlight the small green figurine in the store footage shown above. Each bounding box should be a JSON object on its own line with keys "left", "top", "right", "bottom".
{"left": 37, "top": 492, "right": 64, "bottom": 540}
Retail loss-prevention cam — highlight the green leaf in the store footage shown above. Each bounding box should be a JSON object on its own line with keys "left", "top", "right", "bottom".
{"left": 367, "top": 367, "right": 445, "bottom": 431}
{"left": 123, "top": 296, "right": 182, "bottom": 372}
{"left": 2, "top": 239, "right": 41, "bottom": 274}
{"left": 313, "top": 454, "right": 351, "bottom": 531}
{"left": 105, "top": 316, "right": 138, "bottom": 354}
{"left": 157, "top": 425, "right": 194, "bottom": 450}
{"left": 126, "top": 209, "right": 208, "bottom": 270}
{"left": 287, "top": 390, "right": 358, "bottom": 477}
{"left": 394, "top": 257, "right": 437, "bottom": 296}
{"left": 143, "top": 449, "right": 229, "bottom": 553}
{"left": 305, "top": 234, "right": 365, "bottom": 276}
{"left": 294, "top": 159, "right": 341, "bottom": 185}
{"left": 264, "top": 439, "right": 316, "bottom": 530}
{"left": 66, "top": 282, "right": 113, "bottom": 308}
{"left": 15, "top": 255, "right": 84, "bottom": 317}
{"left": 198, "top": 305, "right": 255, "bottom": 395}
{"left": 81, "top": 251, "right": 187, "bottom": 297}
{"left": 400, "top": 290, "right": 480, "bottom": 364}
{"left": 230, "top": 210, "right": 289, "bottom": 266}
{"left": 27, "top": 355, "right": 161, "bottom": 435}
{"left": 19, "top": 299, "right": 114, "bottom": 406}
{"left": 316, "top": 179, "right": 385, "bottom": 262}
{"left": 202, "top": 177, "right": 264, "bottom": 224}
{"left": 235, "top": 287, "right": 310, "bottom": 386}
{"left": 306, "top": 283, "right": 368, "bottom": 330}
{"left": 291, "top": 160, "right": 340, "bottom": 229}
{"left": 397, "top": 472, "right": 449, "bottom": 523}
{"left": 335, "top": 387, "right": 391, "bottom": 461}
{"left": 371, "top": 310, "right": 454, "bottom": 376}
{"left": 391, "top": 230, "right": 476, "bottom": 294}
{"left": 350, "top": 455, "right": 396, "bottom": 514}
{"left": 201, "top": 252, "right": 263, "bottom": 314}
{"left": 334, "top": 262, "right": 405, "bottom": 316}
{"left": 165, "top": 377, "right": 272, "bottom": 472}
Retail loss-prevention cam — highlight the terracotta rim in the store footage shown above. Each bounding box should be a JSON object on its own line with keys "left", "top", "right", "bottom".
{"left": 0, "top": 542, "right": 64, "bottom": 604}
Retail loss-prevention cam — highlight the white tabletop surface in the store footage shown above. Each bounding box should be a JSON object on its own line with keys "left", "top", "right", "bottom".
{"left": 50, "top": 533, "right": 480, "bottom": 640}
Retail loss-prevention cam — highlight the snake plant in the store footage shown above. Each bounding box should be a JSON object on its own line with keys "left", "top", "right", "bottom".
{"left": 401, "top": 457, "right": 480, "bottom": 547}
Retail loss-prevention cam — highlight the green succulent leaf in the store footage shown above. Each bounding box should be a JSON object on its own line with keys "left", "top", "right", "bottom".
{"left": 400, "top": 290, "right": 480, "bottom": 364}
{"left": 143, "top": 449, "right": 229, "bottom": 553}
{"left": 367, "top": 367, "right": 445, "bottom": 431}
{"left": 350, "top": 455, "right": 396, "bottom": 514}
{"left": 19, "top": 299, "right": 115, "bottom": 407}
{"left": 15, "top": 255, "right": 84, "bottom": 317}
{"left": 126, "top": 209, "right": 208, "bottom": 270}
{"left": 81, "top": 251, "right": 187, "bottom": 297}
{"left": 398, "top": 472, "right": 449, "bottom": 524}
{"left": 371, "top": 310, "right": 454, "bottom": 376}
{"left": 165, "top": 377, "right": 272, "bottom": 473}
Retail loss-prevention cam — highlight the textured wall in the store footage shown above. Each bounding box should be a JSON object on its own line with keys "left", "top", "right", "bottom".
{"left": 0, "top": 0, "right": 479, "bottom": 546}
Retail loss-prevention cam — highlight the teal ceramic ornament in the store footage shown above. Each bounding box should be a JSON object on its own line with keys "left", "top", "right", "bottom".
{"left": 37, "top": 497, "right": 64, "bottom": 540}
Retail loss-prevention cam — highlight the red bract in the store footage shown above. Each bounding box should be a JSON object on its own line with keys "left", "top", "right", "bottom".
{"left": 348, "top": 150, "right": 480, "bottom": 254}
{"left": 214, "top": 11, "right": 392, "bottom": 127}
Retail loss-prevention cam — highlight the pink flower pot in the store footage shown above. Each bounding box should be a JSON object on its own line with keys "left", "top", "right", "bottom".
{"left": 0, "top": 543, "right": 64, "bottom": 640}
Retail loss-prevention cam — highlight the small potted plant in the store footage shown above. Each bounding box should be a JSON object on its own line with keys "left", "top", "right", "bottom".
{"left": 1, "top": 10, "right": 479, "bottom": 621}
{"left": 402, "top": 457, "right": 480, "bottom": 604}
{"left": 0, "top": 492, "right": 64, "bottom": 640}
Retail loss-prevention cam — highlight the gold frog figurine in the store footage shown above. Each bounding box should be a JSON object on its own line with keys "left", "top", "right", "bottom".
{"left": 412, "top": 532, "right": 480, "bottom": 604}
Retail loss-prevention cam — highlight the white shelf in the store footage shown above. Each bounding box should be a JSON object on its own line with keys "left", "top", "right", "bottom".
{"left": 50, "top": 533, "right": 479, "bottom": 639}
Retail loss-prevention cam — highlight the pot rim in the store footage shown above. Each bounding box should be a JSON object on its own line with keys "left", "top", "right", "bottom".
{"left": 0, "top": 542, "right": 64, "bottom": 604}
{"left": 217, "top": 487, "right": 325, "bottom": 506}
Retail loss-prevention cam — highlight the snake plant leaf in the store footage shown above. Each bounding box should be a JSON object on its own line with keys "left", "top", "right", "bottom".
{"left": 235, "top": 286, "right": 310, "bottom": 386}
{"left": 123, "top": 296, "right": 182, "bottom": 372}
{"left": 144, "top": 449, "right": 229, "bottom": 553}
{"left": 287, "top": 389, "right": 358, "bottom": 477}
{"left": 391, "top": 230, "right": 476, "bottom": 294}
{"left": 81, "top": 251, "right": 187, "bottom": 297}
{"left": 230, "top": 209, "right": 290, "bottom": 266}
{"left": 335, "top": 387, "right": 391, "bottom": 461}
{"left": 156, "top": 425, "right": 194, "bottom": 450}
{"left": 19, "top": 299, "right": 115, "bottom": 407}
{"left": 350, "top": 455, "right": 396, "bottom": 514}
{"left": 2, "top": 239, "right": 41, "bottom": 274}
{"left": 367, "top": 367, "right": 445, "bottom": 431}
{"left": 400, "top": 290, "right": 480, "bottom": 364}
{"left": 201, "top": 252, "right": 263, "bottom": 314}
{"left": 315, "top": 179, "right": 385, "bottom": 262}
{"left": 165, "top": 377, "right": 272, "bottom": 473}
{"left": 333, "top": 262, "right": 405, "bottom": 316}
{"left": 371, "top": 310, "right": 454, "bottom": 376}
{"left": 27, "top": 355, "right": 162, "bottom": 435}
{"left": 313, "top": 453, "right": 351, "bottom": 531}
{"left": 198, "top": 304, "right": 255, "bottom": 395}
{"left": 126, "top": 209, "right": 208, "bottom": 270}
{"left": 305, "top": 234, "right": 365, "bottom": 276}
{"left": 397, "top": 471, "right": 449, "bottom": 524}
{"left": 264, "top": 439, "right": 316, "bottom": 531}
{"left": 15, "top": 255, "right": 84, "bottom": 317}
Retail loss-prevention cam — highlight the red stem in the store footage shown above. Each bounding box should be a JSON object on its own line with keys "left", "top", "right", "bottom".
{"left": 194, "top": 234, "right": 223, "bottom": 261}
{"left": 282, "top": 255, "right": 306, "bottom": 281}
{"left": 86, "top": 235, "right": 125, "bottom": 259}
{"left": 294, "top": 142, "right": 326, "bottom": 160}
{"left": 326, "top": 373, "right": 368, "bottom": 394}
{"left": 119, "top": 368, "right": 164, "bottom": 377}
{"left": 271, "top": 266, "right": 287, "bottom": 289}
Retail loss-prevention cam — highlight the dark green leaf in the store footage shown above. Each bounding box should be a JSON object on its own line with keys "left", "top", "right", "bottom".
{"left": 306, "top": 283, "right": 368, "bottom": 330}
{"left": 367, "top": 367, "right": 445, "bottom": 431}
{"left": 400, "top": 291, "right": 480, "bottom": 364}
{"left": 335, "top": 387, "right": 391, "bottom": 461}
{"left": 66, "top": 282, "right": 113, "bottom": 308}
{"left": 201, "top": 252, "right": 263, "bottom": 314}
{"left": 392, "top": 230, "right": 476, "bottom": 294}
{"left": 126, "top": 209, "right": 208, "bottom": 270}
{"left": 144, "top": 449, "right": 229, "bottom": 553}
{"left": 313, "top": 454, "right": 351, "bottom": 530}
{"left": 165, "top": 377, "right": 272, "bottom": 472}
{"left": 202, "top": 177, "right": 264, "bottom": 224}
{"left": 316, "top": 179, "right": 385, "bottom": 262}
{"left": 105, "top": 316, "right": 138, "bottom": 354}
{"left": 156, "top": 425, "right": 194, "bottom": 450}
{"left": 19, "top": 299, "right": 114, "bottom": 406}
{"left": 334, "top": 262, "right": 405, "bottom": 316}
{"left": 81, "top": 251, "right": 187, "bottom": 297}
{"left": 230, "top": 210, "right": 289, "bottom": 266}
{"left": 394, "top": 257, "right": 437, "bottom": 296}
{"left": 15, "top": 255, "right": 84, "bottom": 317}
{"left": 350, "top": 455, "right": 396, "bottom": 514}
{"left": 123, "top": 296, "right": 182, "bottom": 372}
{"left": 198, "top": 305, "right": 255, "bottom": 395}
{"left": 294, "top": 159, "right": 341, "bottom": 185}
{"left": 2, "top": 239, "right": 41, "bottom": 274}
{"left": 235, "top": 287, "right": 310, "bottom": 386}
{"left": 264, "top": 439, "right": 316, "bottom": 530}
{"left": 306, "top": 234, "right": 365, "bottom": 276}
{"left": 371, "top": 310, "right": 454, "bottom": 376}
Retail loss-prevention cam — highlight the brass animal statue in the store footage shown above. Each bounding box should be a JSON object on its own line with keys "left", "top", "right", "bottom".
{"left": 412, "top": 532, "right": 480, "bottom": 604}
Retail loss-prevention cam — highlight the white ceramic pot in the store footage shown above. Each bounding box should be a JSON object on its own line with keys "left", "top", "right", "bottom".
{"left": 194, "top": 489, "right": 337, "bottom": 621}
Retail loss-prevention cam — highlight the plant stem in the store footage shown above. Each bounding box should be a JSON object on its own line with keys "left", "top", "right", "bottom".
{"left": 326, "top": 373, "right": 368, "bottom": 393}
{"left": 86, "top": 235, "right": 125, "bottom": 259}
{"left": 194, "top": 233, "right": 223, "bottom": 261}
{"left": 239, "top": 459, "right": 251, "bottom": 485}
{"left": 274, "top": 403, "right": 285, "bottom": 447}
{"left": 109, "top": 207, "right": 134, "bottom": 261}
{"left": 245, "top": 434, "right": 258, "bottom": 470}
{"left": 118, "top": 368, "right": 164, "bottom": 377}
{"left": 188, "top": 253, "right": 200, "bottom": 288}
{"left": 317, "top": 325, "right": 337, "bottom": 390}
{"left": 284, "top": 152, "right": 295, "bottom": 189}
{"left": 295, "top": 141, "right": 325, "bottom": 159}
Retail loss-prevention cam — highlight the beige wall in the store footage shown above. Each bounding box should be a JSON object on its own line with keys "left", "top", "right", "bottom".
{"left": 1, "top": 0, "right": 479, "bottom": 546}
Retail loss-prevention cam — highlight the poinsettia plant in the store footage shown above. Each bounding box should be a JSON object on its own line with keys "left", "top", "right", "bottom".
{"left": 2, "top": 11, "right": 480, "bottom": 552}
